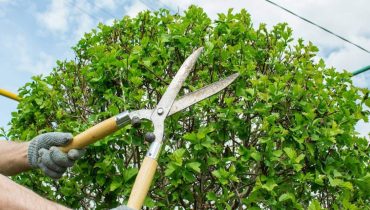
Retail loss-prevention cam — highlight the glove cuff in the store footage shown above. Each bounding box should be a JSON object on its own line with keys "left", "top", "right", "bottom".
{"left": 28, "top": 139, "right": 39, "bottom": 168}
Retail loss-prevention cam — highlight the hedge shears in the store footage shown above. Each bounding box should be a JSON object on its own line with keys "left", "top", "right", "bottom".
{"left": 59, "top": 47, "right": 239, "bottom": 209}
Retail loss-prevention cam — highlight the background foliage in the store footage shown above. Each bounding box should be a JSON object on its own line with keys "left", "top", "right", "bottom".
{"left": 9, "top": 6, "right": 370, "bottom": 210}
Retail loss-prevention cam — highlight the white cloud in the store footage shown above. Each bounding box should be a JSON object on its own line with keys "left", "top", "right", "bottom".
{"left": 356, "top": 104, "right": 370, "bottom": 138}
{"left": 35, "top": 0, "right": 103, "bottom": 41}
{"left": 95, "top": 0, "right": 117, "bottom": 11}
{"left": 36, "top": 0, "right": 69, "bottom": 33}
{"left": 352, "top": 75, "right": 368, "bottom": 89}
{"left": 325, "top": 44, "right": 370, "bottom": 73}
{"left": 33, "top": 52, "right": 55, "bottom": 75}
{"left": 74, "top": 13, "right": 94, "bottom": 40}
{"left": 105, "top": 18, "right": 115, "bottom": 26}
{"left": 124, "top": 1, "right": 148, "bottom": 17}
{"left": 356, "top": 121, "right": 370, "bottom": 139}
{"left": 14, "top": 35, "right": 55, "bottom": 75}
{"left": 72, "top": 0, "right": 95, "bottom": 40}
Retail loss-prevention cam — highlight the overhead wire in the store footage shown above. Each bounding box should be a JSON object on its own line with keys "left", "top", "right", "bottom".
{"left": 137, "top": 0, "right": 176, "bottom": 14}
{"left": 137, "top": 0, "right": 158, "bottom": 12}
{"left": 264, "top": 0, "right": 370, "bottom": 54}
{"left": 89, "top": 1, "right": 117, "bottom": 20}
{"left": 65, "top": 0, "right": 102, "bottom": 22}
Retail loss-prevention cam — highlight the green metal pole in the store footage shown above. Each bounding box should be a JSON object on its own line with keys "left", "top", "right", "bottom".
{"left": 352, "top": 65, "right": 370, "bottom": 76}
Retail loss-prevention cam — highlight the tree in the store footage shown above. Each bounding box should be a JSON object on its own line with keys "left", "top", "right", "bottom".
{"left": 9, "top": 6, "right": 370, "bottom": 210}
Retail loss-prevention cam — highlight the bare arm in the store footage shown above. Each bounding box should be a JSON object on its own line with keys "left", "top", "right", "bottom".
{"left": 0, "top": 140, "right": 31, "bottom": 175}
{"left": 0, "top": 174, "right": 70, "bottom": 210}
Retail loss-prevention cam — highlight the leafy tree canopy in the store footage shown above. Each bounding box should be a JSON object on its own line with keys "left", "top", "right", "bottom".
{"left": 9, "top": 6, "right": 370, "bottom": 210}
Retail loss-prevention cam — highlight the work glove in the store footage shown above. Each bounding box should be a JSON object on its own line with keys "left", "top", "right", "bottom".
{"left": 28, "top": 132, "right": 85, "bottom": 179}
{"left": 111, "top": 205, "right": 134, "bottom": 210}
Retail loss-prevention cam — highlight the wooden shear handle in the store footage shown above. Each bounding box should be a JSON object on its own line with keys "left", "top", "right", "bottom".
{"left": 127, "top": 157, "right": 158, "bottom": 210}
{"left": 59, "top": 117, "right": 119, "bottom": 153}
{"left": 59, "top": 111, "right": 131, "bottom": 152}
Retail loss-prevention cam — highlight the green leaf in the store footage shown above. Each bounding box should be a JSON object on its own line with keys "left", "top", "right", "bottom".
{"left": 186, "top": 162, "right": 201, "bottom": 173}
{"left": 182, "top": 170, "right": 196, "bottom": 182}
{"left": 183, "top": 132, "right": 197, "bottom": 142}
{"left": 278, "top": 193, "right": 295, "bottom": 202}
{"left": 340, "top": 181, "right": 354, "bottom": 191}
{"left": 295, "top": 154, "right": 305, "bottom": 163}
{"left": 314, "top": 173, "right": 325, "bottom": 186}
{"left": 272, "top": 150, "right": 283, "bottom": 157}
{"left": 35, "top": 98, "right": 43, "bottom": 106}
{"left": 165, "top": 163, "right": 177, "bottom": 176}
{"left": 293, "top": 163, "right": 303, "bottom": 172}
{"left": 196, "top": 126, "right": 214, "bottom": 139}
{"left": 160, "top": 34, "right": 171, "bottom": 43}
{"left": 328, "top": 177, "right": 353, "bottom": 190}
{"left": 109, "top": 177, "right": 123, "bottom": 191}
{"left": 262, "top": 179, "right": 277, "bottom": 192}
{"left": 96, "top": 174, "right": 106, "bottom": 186}
{"left": 123, "top": 168, "right": 138, "bottom": 182}
{"left": 206, "top": 192, "right": 217, "bottom": 201}
{"left": 130, "top": 76, "right": 143, "bottom": 86}
{"left": 212, "top": 169, "right": 229, "bottom": 185}
{"left": 284, "top": 147, "right": 296, "bottom": 160}
{"left": 308, "top": 199, "right": 323, "bottom": 210}
{"left": 144, "top": 197, "right": 156, "bottom": 208}
{"left": 355, "top": 173, "right": 370, "bottom": 195}
{"left": 365, "top": 98, "right": 370, "bottom": 107}
{"left": 60, "top": 185, "right": 74, "bottom": 196}
{"left": 171, "top": 148, "right": 186, "bottom": 166}
{"left": 328, "top": 177, "right": 342, "bottom": 187}
{"left": 251, "top": 151, "right": 261, "bottom": 161}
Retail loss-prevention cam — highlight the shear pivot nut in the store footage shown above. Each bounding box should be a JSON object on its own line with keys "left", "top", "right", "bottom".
{"left": 157, "top": 108, "right": 164, "bottom": 115}
{"left": 131, "top": 116, "right": 141, "bottom": 128}
{"left": 144, "top": 132, "right": 155, "bottom": 143}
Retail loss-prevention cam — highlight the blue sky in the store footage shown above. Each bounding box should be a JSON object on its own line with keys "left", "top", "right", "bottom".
{"left": 1, "top": 0, "right": 369, "bottom": 139}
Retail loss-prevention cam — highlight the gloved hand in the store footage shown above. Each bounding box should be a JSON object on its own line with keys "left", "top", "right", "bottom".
{"left": 28, "top": 132, "right": 85, "bottom": 179}
{"left": 110, "top": 205, "right": 134, "bottom": 210}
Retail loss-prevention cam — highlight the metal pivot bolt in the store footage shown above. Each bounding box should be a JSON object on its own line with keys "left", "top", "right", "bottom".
{"left": 131, "top": 116, "right": 141, "bottom": 128}
{"left": 157, "top": 108, "right": 164, "bottom": 115}
{"left": 144, "top": 132, "right": 155, "bottom": 143}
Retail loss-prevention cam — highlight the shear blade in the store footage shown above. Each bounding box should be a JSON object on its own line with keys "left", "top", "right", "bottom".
{"left": 153, "top": 47, "right": 204, "bottom": 118}
{"left": 168, "top": 73, "right": 239, "bottom": 116}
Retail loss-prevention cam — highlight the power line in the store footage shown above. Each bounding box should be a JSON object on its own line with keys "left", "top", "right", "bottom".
{"left": 138, "top": 0, "right": 176, "bottom": 14}
{"left": 264, "top": 0, "right": 370, "bottom": 54}
{"left": 137, "top": 0, "right": 157, "bottom": 12}
{"left": 90, "top": 1, "right": 117, "bottom": 20}
{"left": 65, "top": 0, "right": 119, "bottom": 26}
{"left": 153, "top": 0, "right": 176, "bottom": 13}
{"left": 65, "top": 0, "right": 101, "bottom": 22}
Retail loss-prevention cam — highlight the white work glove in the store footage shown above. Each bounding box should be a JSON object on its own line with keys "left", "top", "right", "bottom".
{"left": 28, "top": 132, "right": 85, "bottom": 179}
{"left": 111, "top": 205, "right": 134, "bottom": 210}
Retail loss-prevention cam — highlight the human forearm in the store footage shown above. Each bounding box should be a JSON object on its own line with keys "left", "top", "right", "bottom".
{"left": 0, "top": 174, "right": 70, "bottom": 210}
{"left": 0, "top": 141, "right": 31, "bottom": 175}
